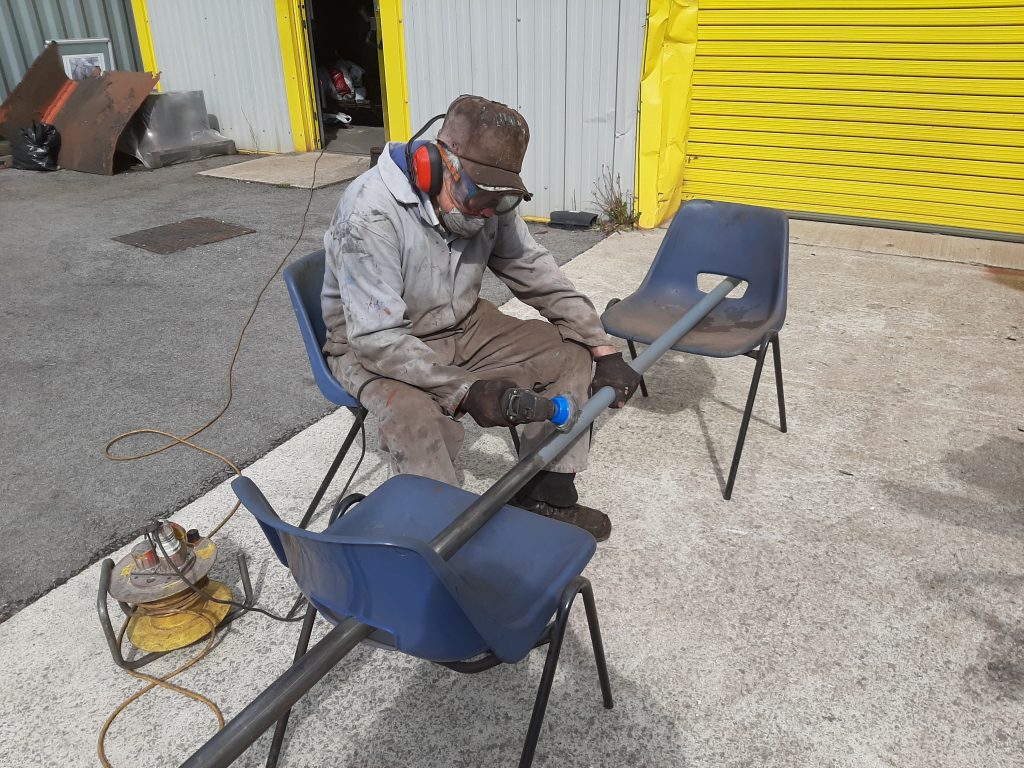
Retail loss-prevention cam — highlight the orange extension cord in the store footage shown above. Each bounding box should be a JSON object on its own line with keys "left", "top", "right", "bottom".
{"left": 97, "top": 149, "right": 325, "bottom": 766}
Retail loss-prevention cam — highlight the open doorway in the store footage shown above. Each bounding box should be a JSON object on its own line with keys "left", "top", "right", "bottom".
{"left": 306, "top": 0, "right": 386, "bottom": 156}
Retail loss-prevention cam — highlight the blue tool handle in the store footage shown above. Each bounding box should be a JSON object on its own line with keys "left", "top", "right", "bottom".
{"left": 549, "top": 395, "right": 574, "bottom": 429}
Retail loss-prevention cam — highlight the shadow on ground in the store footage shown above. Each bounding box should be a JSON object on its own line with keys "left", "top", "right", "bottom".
{"left": 884, "top": 435, "right": 1024, "bottom": 541}
{"left": 245, "top": 626, "right": 686, "bottom": 768}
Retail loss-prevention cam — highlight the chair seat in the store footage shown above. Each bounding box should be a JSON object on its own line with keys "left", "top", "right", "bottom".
{"left": 324, "top": 474, "right": 597, "bottom": 662}
{"left": 602, "top": 291, "right": 775, "bottom": 358}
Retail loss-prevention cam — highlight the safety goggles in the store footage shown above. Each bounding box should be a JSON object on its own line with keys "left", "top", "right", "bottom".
{"left": 438, "top": 144, "right": 524, "bottom": 216}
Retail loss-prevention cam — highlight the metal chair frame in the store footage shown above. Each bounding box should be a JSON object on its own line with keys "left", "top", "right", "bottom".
{"left": 262, "top": 494, "right": 611, "bottom": 768}
{"left": 624, "top": 329, "right": 787, "bottom": 500}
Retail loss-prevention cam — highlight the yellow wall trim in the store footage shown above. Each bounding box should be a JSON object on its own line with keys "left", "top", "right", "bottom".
{"left": 636, "top": 0, "right": 699, "bottom": 228}
{"left": 275, "top": 0, "right": 319, "bottom": 152}
{"left": 129, "top": 0, "right": 161, "bottom": 92}
{"left": 378, "top": 0, "right": 411, "bottom": 142}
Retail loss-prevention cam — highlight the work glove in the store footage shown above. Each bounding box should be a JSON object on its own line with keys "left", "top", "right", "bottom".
{"left": 591, "top": 352, "right": 642, "bottom": 408}
{"left": 460, "top": 378, "right": 519, "bottom": 428}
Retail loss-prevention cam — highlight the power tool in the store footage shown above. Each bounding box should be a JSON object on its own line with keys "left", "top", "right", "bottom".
{"left": 97, "top": 521, "right": 252, "bottom": 666}
{"left": 500, "top": 388, "right": 578, "bottom": 432}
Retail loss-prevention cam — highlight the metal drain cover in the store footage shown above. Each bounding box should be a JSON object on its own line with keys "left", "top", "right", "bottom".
{"left": 113, "top": 217, "right": 254, "bottom": 254}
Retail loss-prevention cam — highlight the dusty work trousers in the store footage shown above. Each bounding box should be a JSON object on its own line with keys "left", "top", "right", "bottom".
{"left": 329, "top": 299, "right": 593, "bottom": 485}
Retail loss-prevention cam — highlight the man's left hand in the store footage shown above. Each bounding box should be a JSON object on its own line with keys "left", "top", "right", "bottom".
{"left": 591, "top": 351, "right": 642, "bottom": 408}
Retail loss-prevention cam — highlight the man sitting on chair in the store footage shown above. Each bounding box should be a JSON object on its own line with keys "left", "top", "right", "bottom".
{"left": 321, "top": 95, "right": 641, "bottom": 541}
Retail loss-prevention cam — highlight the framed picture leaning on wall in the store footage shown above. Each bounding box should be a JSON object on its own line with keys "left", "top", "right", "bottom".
{"left": 49, "top": 37, "right": 116, "bottom": 81}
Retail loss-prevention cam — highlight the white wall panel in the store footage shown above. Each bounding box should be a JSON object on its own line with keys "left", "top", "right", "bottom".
{"left": 403, "top": 0, "right": 644, "bottom": 218}
{"left": 145, "top": 0, "right": 293, "bottom": 153}
{"left": 563, "top": 0, "right": 617, "bottom": 212}
{"left": 612, "top": 0, "right": 645, "bottom": 207}
{"left": 403, "top": 0, "right": 518, "bottom": 127}
{"left": 517, "top": 0, "right": 568, "bottom": 214}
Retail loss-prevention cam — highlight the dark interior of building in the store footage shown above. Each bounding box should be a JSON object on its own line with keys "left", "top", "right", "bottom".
{"left": 308, "top": 0, "right": 386, "bottom": 154}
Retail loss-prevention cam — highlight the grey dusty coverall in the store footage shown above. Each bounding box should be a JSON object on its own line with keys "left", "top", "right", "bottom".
{"left": 322, "top": 143, "right": 611, "bottom": 485}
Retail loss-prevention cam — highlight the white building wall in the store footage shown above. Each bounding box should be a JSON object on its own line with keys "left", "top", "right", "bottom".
{"left": 145, "top": 0, "right": 293, "bottom": 153}
{"left": 402, "top": 0, "right": 645, "bottom": 218}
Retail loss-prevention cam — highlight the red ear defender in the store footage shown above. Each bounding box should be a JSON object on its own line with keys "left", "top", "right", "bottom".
{"left": 412, "top": 143, "right": 443, "bottom": 197}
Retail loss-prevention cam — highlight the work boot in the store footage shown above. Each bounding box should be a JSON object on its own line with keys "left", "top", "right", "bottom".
{"left": 513, "top": 497, "right": 612, "bottom": 542}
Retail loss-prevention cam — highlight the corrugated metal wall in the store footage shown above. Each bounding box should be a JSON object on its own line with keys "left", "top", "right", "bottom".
{"left": 144, "top": 0, "right": 294, "bottom": 153}
{"left": 402, "top": 0, "right": 645, "bottom": 218}
{"left": 683, "top": 0, "right": 1024, "bottom": 237}
{"left": 0, "top": 0, "right": 140, "bottom": 101}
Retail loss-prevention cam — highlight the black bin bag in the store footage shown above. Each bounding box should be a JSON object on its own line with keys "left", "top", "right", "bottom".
{"left": 12, "top": 121, "right": 61, "bottom": 171}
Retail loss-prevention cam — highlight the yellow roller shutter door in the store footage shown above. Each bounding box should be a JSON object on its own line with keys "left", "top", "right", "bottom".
{"left": 683, "top": 1, "right": 1024, "bottom": 237}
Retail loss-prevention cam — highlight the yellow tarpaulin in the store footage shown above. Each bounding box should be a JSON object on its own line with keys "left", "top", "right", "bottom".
{"left": 682, "top": 1, "right": 1024, "bottom": 236}
{"left": 638, "top": 0, "right": 1024, "bottom": 236}
{"left": 636, "top": 0, "right": 698, "bottom": 228}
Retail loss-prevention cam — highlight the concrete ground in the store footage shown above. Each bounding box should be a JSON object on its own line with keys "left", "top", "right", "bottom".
{"left": 324, "top": 125, "right": 386, "bottom": 156}
{"left": 0, "top": 157, "right": 602, "bottom": 619}
{"left": 197, "top": 152, "right": 370, "bottom": 189}
{"left": 0, "top": 225, "right": 1020, "bottom": 767}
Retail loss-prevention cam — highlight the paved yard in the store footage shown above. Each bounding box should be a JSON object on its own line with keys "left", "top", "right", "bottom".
{"left": 1, "top": 223, "right": 1020, "bottom": 767}
{"left": 0, "top": 157, "right": 601, "bottom": 618}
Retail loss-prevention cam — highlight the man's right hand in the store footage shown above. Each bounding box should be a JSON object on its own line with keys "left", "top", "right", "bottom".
{"left": 591, "top": 351, "right": 642, "bottom": 408}
{"left": 460, "top": 378, "right": 519, "bottom": 427}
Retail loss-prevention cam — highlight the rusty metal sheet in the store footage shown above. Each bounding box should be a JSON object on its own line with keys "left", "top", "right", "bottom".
{"left": 113, "top": 218, "right": 256, "bottom": 254}
{"left": 0, "top": 43, "right": 158, "bottom": 175}
{"left": 0, "top": 44, "right": 67, "bottom": 138}
{"left": 54, "top": 71, "right": 161, "bottom": 175}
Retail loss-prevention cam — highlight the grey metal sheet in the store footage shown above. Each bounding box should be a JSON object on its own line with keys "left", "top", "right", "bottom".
{"left": 0, "top": 2, "right": 22, "bottom": 96}
{"left": 402, "top": 0, "right": 644, "bottom": 219}
{"left": 106, "top": 0, "right": 140, "bottom": 72}
{"left": 612, "top": 0, "right": 645, "bottom": 211}
{"left": 564, "top": 0, "right": 606, "bottom": 213}
{"left": 403, "top": 0, "right": 509, "bottom": 126}
{"left": 144, "top": 0, "right": 294, "bottom": 153}
{"left": 517, "top": 0, "right": 568, "bottom": 215}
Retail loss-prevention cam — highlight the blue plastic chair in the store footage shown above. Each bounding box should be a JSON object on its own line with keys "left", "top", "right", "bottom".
{"left": 602, "top": 200, "right": 789, "bottom": 500}
{"left": 283, "top": 250, "right": 366, "bottom": 529}
{"left": 232, "top": 473, "right": 613, "bottom": 768}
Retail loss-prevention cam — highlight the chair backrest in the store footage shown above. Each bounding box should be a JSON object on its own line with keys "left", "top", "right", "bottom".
{"left": 641, "top": 200, "right": 789, "bottom": 330}
{"left": 282, "top": 251, "right": 358, "bottom": 408}
{"left": 231, "top": 476, "right": 491, "bottom": 662}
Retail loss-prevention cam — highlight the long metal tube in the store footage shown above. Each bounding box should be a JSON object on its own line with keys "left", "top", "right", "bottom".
{"left": 181, "top": 277, "right": 740, "bottom": 768}
{"left": 431, "top": 275, "right": 741, "bottom": 557}
{"left": 182, "top": 620, "right": 373, "bottom": 768}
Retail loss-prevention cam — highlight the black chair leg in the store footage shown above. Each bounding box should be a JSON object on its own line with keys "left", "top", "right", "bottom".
{"left": 724, "top": 337, "right": 772, "bottom": 501}
{"left": 519, "top": 576, "right": 612, "bottom": 768}
{"left": 770, "top": 334, "right": 787, "bottom": 433}
{"left": 265, "top": 602, "right": 319, "bottom": 768}
{"left": 580, "top": 581, "right": 614, "bottom": 709}
{"left": 268, "top": 409, "right": 365, "bottom": 765}
{"left": 626, "top": 340, "right": 649, "bottom": 398}
{"left": 297, "top": 407, "right": 366, "bottom": 529}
